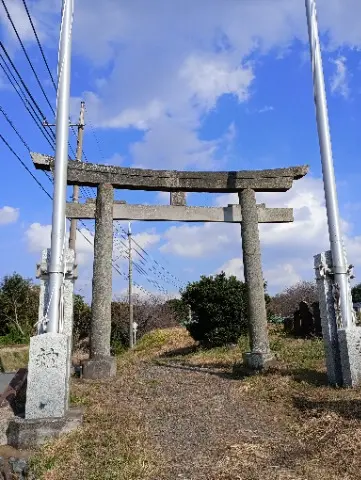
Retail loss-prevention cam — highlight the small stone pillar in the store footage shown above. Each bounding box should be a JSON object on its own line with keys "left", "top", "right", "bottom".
{"left": 37, "top": 247, "right": 77, "bottom": 400}
{"left": 239, "top": 189, "right": 274, "bottom": 369}
{"left": 315, "top": 250, "right": 361, "bottom": 387}
{"left": 82, "top": 183, "right": 116, "bottom": 379}
{"left": 37, "top": 248, "right": 77, "bottom": 336}
{"left": 314, "top": 251, "right": 343, "bottom": 386}
{"left": 7, "top": 248, "right": 83, "bottom": 449}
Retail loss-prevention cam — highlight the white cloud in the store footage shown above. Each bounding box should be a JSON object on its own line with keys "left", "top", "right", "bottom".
{"left": 104, "top": 153, "right": 124, "bottom": 165}
{"left": 25, "top": 223, "right": 94, "bottom": 266}
{"left": 0, "top": 0, "right": 39, "bottom": 43}
{"left": 330, "top": 56, "right": 350, "bottom": 98}
{"left": 0, "top": 206, "right": 19, "bottom": 225}
{"left": 5, "top": 0, "right": 361, "bottom": 172}
{"left": 161, "top": 222, "right": 236, "bottom": 258}
{"left": 133, "top": 230, "right": 161, "bottom": 250}
{"left": 258, "top": 105, "right": 274, "bottom": 114}
{"left": 263, "top": 263, "right": 302, "bottom": 290}
{"left": 179, "top": 55, "right": 254, "bottom": 110}
{"left": 217, "top": 258, "right": 244, "bottom": 281}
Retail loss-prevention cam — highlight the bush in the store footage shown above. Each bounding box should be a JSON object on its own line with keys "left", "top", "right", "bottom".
{"left": 181, "top": 272, "right": 249, "bottom": 348}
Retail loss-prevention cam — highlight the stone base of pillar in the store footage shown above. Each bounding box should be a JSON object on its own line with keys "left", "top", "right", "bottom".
{"left": 243, "top": 351, "right": 276, "bottom": 370}
{"left": 7, "top": 407, "right": 83, "bottom": 449}
{"left": 81, "top": 356, "right": 117, "bottom": 379}
{"left": 338, "top": 327, "right": 361, "bottom": 387}
{"left": 25, "top": 333, "right": 70, "bottom": 420}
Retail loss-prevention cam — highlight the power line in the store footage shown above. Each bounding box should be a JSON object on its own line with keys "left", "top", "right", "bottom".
{"left": 1, "top": 0, "right": 55, "bottom": 115}
{"left": 0, "top": 102, "right": 54, "bottom": 188}
{"left": 0, "top": 42, "right": 48, "bottom": 122}
{"left": 18, "top": 0, "right": 87, "bottom": 162}
{"left": 1, "top": 3, "right": 181, "bottom": 292}
{"left": 0, "top": 55, "right": 56, "bottom": 149}
{"left": 0, "top": 129, "right": 173, "bottom": 298}
{"left": 21, "top": 0, "right": 57, "bottom": 91}
{"left": 0, "top": 134, "right": 52, "bottom": 199}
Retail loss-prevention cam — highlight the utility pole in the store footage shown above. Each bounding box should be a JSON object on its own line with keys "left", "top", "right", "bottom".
{"left": 128, "top": 222, "right": 134, "bottom": 348}
{"left": 69, "top": 101, "right": 85, "bottom": 252}
{"left": 305, "top": 0, "right": 352, "bottom": 329}
{"left": 47, "top": 0, "right": 74, "bottom": 334}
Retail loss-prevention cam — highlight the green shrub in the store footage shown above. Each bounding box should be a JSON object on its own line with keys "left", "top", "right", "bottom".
{"left": 181, "top": 272, "right": 249, "bottom": 348}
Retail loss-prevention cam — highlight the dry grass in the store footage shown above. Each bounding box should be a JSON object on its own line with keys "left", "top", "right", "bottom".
{"left": 30, "top": 327, "right": 361, "bottom": 480}
{"left": 0, "top": 345, "right": 29, "bottom": 372}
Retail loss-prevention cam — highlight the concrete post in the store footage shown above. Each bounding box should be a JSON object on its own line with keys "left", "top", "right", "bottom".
{"left": 314, "top": 251, "right": 343, "bottom": 386}
{"left": 315, "top": 250, "right": 361, "bottom": 387}
{"left": 7, "top": 247, "right": 83, "bottom": 449}
{"left": 82, "top": 183, "right": 116, "bottom": 379}
{"left": 239, "top": 189, "right": 274, "bottom": 369}
{"left": 37, "top": 247, "right": 78, "bottom": 401}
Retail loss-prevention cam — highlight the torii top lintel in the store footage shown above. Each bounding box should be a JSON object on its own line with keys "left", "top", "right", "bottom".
{"left": 31, "top": 153, "right": 309, "bottom": 193}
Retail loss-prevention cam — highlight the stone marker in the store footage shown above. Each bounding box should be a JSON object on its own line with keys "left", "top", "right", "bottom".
{"left": 299, "top": 301, "right": 314, "bottom": 338}
{"left": 312, "top": 301, "right": 322, "bottom": 337}
{"left": 25, "top": 333, "right": 69, "bottom": 419}
{"left": 314, "top": 250, "right": 361, "bottom": 387}
{"left": 37, "top": 247, "right": 77, "bottom": 402}
{"left": 338, "top": 328, "right": 361, "bottom": 387}
{"left": 314, "top": 251, "right": 343, "bottom": 386}
{"left": 7, "top": 250, "right": 83, "bottom": 448}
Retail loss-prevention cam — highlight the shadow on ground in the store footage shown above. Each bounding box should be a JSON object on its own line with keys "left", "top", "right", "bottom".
{"left": 293, "top": 396, "right": 361, "bottom": 420}
{"left": 155, "top": 356, "right": 329, "bottom": 387}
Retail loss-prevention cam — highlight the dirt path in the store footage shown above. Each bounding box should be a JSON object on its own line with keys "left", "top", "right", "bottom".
{"left": 122, "top": 360, "right": 287, "bottom": 480}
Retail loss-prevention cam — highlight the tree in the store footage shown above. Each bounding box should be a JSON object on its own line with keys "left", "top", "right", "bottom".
{"left": 0, "top": 273, "right": 39, "bottom": 340}
{"left": 269, "top": 281, "right": 318, "bottom": 318}
{"left": 73, "top": 294, "right": 92, "bottom": 342}
{"left": 110, "top": 294, "right": 180, "bottom": 349}
{"left": 165, "top": 298, "right": 189, "bottom": 325}
{"left": 181, "top": 272, "right": 248, "bottom": 348}
{"left": 352, "top": 283, "right": 361, "bottom": 304}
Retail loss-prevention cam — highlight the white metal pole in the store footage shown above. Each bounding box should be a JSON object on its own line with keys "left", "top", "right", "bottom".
{"left": 305, "top": 0, "right": 352, "bottom": 329}
{"left": 128, "top": 222, "right": 134, "bottom": 348}
{"left": 47, "top": 0, "right": 74, "bottom": 333}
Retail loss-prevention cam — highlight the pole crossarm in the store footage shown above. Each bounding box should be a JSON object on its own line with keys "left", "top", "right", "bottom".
{"left": 66, "top": 202, "right": 294, "bottom": 224}
{"left": 31, "top": 152, "right": 309, "bottom": 193}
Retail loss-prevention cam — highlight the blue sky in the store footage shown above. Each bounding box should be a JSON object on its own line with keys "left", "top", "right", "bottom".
{"left": 1, "top": 0, "right": 361, "bottom": 300}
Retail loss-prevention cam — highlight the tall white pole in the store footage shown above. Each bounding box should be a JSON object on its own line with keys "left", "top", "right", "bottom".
{"left": 305, "top": 0, "right": 352, "bottom": 328}
{"left": 47, "top": 0, "right": 74, "bottom": 333}
{"left": 128, "top": 222, "right": 134, "bottom": 348}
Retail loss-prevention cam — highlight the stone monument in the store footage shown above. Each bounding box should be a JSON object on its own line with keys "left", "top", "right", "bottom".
{"left": 314, "top": 250, "right": 361, "bottom": 387}
{"left": 7, "top": 247, "right": 83, "bottom": 449}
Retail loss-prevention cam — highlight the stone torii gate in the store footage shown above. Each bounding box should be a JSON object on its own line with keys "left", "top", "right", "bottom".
{"left": 32, "top": 153, "right": 308, "bottom": 378}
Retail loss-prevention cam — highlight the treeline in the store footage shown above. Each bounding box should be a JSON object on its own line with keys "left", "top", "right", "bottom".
{"left": 0, "top": 272, "right": 185, "bottom": 347}
{"left": 2, "top": 271, "right": 361, "bottom": 349}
